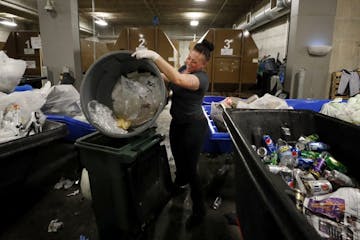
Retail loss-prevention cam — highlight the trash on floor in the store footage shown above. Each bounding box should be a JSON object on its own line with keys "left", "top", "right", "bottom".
{"left": 47, "top": 219, "right": 64, "bottom": 233}
{"left": 67, "top": 189, "right": 80, "bottom": 197}
{"left": 54, "top": 177, "right": 75, "bottom": 190}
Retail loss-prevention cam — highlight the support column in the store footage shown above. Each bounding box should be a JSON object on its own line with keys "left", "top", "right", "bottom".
{"left": 37, "top": 0, "right": 82, "bottom": 90}
{"left": 285, "top": 0, "right": 337, "bottom": 98}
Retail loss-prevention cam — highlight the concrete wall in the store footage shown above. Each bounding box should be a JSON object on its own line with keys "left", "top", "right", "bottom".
{"left": 37, "top": 0, "right": 82, "bottom": 89}
{"left": 251, "top": 15, "right": 289, "bottom": 61}
{"left": 329, "top": 0, "right": 360, "bottom": 73}
{"left": 285, "top": 0, "right": 337, "bottom": 99}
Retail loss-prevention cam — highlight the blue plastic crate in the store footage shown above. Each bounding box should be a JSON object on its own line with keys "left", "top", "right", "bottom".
{"left": 202, "top": 105, "right": 233, "bottom": 153}
{"left": 14, "top": 84, "right": 33, "bottom": 92}
{"left": 46, "top": 115, "right": 96, "bottom": 142}
{"left": 285, "top": 99, "right": 331, "bottom": 112}
{"left": 202, "top": 95, "right": 226, "bottom": 105}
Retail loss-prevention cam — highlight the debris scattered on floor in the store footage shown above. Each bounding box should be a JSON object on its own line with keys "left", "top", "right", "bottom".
{"left": 48, "top": 219, "right": 64, "bottom": 232}
{"left": 66, "top": 189, "right": 80, "bottom": 197}
{"left": 54, "top": 177, "right": 75, "bottom": 190}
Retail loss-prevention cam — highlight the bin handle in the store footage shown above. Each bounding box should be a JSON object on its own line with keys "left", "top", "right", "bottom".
{"left": 130, "top": 134, "right": 165, "bottom": 152}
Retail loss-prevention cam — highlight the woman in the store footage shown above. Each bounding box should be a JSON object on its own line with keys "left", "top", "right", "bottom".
{"left": 132, "top": 39, "right": 214, "bottom": 229}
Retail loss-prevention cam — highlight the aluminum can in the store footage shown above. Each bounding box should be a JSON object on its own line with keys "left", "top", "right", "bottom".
{"left": 291, "top": 147, "right": 300, "bottom": 159}
{"left": 310, "top": 157, "right": 327, "bottom": 179}
{"left": 307, "top": 142, "right": 330, "bottom": 152}
{"left": 262, "top": 155, "right": 272, "bottom": 164}
{"left": 321, "top": 152, "right": 347, "bottom": 173}
{"left": 295, "top": 141, "right": 306, "bottom": 151}
{"left": 256, "top": 147, "right": 268, "bottom": 158}
{"left": 263, "top": 135, "right": 277, "bottom": 153}
{"left": 278, "top": 145, "right": 294, "bottom": 167}
{"left": 293, "top": 188, "right": 305, "bottom": 211}
{"left": 326, "top": 170, "right": 355, "bottom": 187}
{"left": 270, "top": 152, "right": 278, "bottom": 165}
{"left": 293, "top": 169, "right": 307, "bottom": 194}
{"left": 305, "top": 180, "right": 333, "bottom": 195}
{"left": 304, "top": 134, "right": 319, "bottom": 143}
{"left": 296, "top": 157, "right": 314, "bottom": 170}
{"left": 267, "top": 165, "right": 291, "bottom": 175}
{"left": 280, "top": 126, "right": 292, "bottom": 141}
{"left": 301, "top": 150, "right": 320, "bottom": 160}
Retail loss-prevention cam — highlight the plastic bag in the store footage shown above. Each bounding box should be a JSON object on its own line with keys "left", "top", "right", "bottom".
{"left": 0, "top": 90, "right": 47, "bottom": 143}
{"left": 41, "top": 85, "right": 82, "bottom": 117}
{"left": 0, "top": 91, "right": 47, "bottom": 125}
{"left": 320, "top": 95, "right": 360, "bottom": 125}
{"left": 0, "top": 51, "right": 26, "bottom": 93}
{"left": 247, "top": 93, "right": 290, "bottom": 109}
{"left": 88, "top": 100, "right": 127, "bottom": 134}
{"left": 112, "top": 72, "right": 162, "bottom": 127}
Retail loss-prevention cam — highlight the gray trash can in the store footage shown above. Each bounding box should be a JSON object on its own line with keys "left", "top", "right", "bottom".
{"left": 77, "top": 51, "right": 172, "bottom": 240}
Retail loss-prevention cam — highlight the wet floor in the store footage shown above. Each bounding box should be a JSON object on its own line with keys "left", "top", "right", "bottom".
{"left": 0, "top": 102, "right": 243, "bottom": 240}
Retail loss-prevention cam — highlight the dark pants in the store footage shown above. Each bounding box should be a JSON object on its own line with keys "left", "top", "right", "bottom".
{"left": 169, "top": 117, "right": 208, "bottom": 216}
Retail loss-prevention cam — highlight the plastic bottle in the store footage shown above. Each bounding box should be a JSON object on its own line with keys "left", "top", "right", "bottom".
{"left": 321, "top": 152, "right": 348, "bottom": 173}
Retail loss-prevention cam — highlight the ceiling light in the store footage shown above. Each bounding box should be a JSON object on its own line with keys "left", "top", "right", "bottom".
{"left": 195, "top": 0, "right": 206, "bottom": 2}
{"left": 243, "top": 30, "right": 250, "bottom": 37}
{"left": 0, "top": 18, "right": 17, "bottom": 27}
{"left": 184, "top": 12, "right": 204, "bottom": 19}
{"left": 190, "top": 20, "right": 199, "bottom": 26}
{"left": 94, "top": 18, "right": 108, "bottom": 26}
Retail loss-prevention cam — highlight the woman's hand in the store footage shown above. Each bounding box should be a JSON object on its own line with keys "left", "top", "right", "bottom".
{"left": 131, "top": 49, "right": 160, "bottom": 61}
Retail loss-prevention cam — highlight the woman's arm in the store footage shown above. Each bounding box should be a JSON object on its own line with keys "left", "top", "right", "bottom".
{"left": 132, "top": 49, "right": 200, "bottom": 91}
{"left": 155, "top": 56, "right": 199, "bottom": 90}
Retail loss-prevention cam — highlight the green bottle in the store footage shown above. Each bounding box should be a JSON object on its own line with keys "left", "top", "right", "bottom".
{"left": 323, "top": 154, "right": 347, "bottom": 173}
{"left": 300, "top": 150, "right": 320, "bottom": 160}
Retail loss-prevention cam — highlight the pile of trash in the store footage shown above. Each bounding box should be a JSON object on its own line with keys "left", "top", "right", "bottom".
{"left": 0, "top": 90, "right": 47, "bottom": 143}
{"left": 320, "top": 94, "right": 360, "bottom": 125}
{"left": 0, "top": 50, "right": 26, "bottom": 93}
{"left": 0, "top": 81, "right": 86, "bottom": 143}
{"left": 87, "top": 71, "right": 163, "bottom": 133}
{"left": 210, "top": 93, "right": 292, "bottom": 131}
{"left": 253, "top": 132, "right": 360, "bottom": 239}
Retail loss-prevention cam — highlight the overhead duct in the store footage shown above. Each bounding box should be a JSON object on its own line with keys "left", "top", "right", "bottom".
{"left": 0, "top": 0, "right": 38, "bottom": 16}
{"left": 236, "top": 0, "right": 291, "bottom": 31}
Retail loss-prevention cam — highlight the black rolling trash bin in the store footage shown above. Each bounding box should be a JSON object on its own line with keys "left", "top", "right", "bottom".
{"left": 75, "top": 128, "right": 172, "bottom": 240}
{"left": 223, "top": 109, "right": 360, "bottom": 240}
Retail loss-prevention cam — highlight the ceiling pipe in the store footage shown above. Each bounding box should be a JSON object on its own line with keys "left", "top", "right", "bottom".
{"left": 210, "top": 0, "right": 228, "bottom": 26}
{"left": 79, "top": 25, "right": 93, "bottom": 34}
{"left": 0, "top": 0, "right": 38, "bottom": 16}
{"left": 236, "top": 0, "right": 291, "bottom": 31}
{"left": 143, "top": 0, "right": 158, "bottom": 18}
{"left": 1, "top": 0, "right": 94, "bottom": 35}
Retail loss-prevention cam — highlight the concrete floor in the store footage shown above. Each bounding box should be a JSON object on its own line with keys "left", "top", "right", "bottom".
{"left": 0, "top": 102, "right": 243, "bottom": 240}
